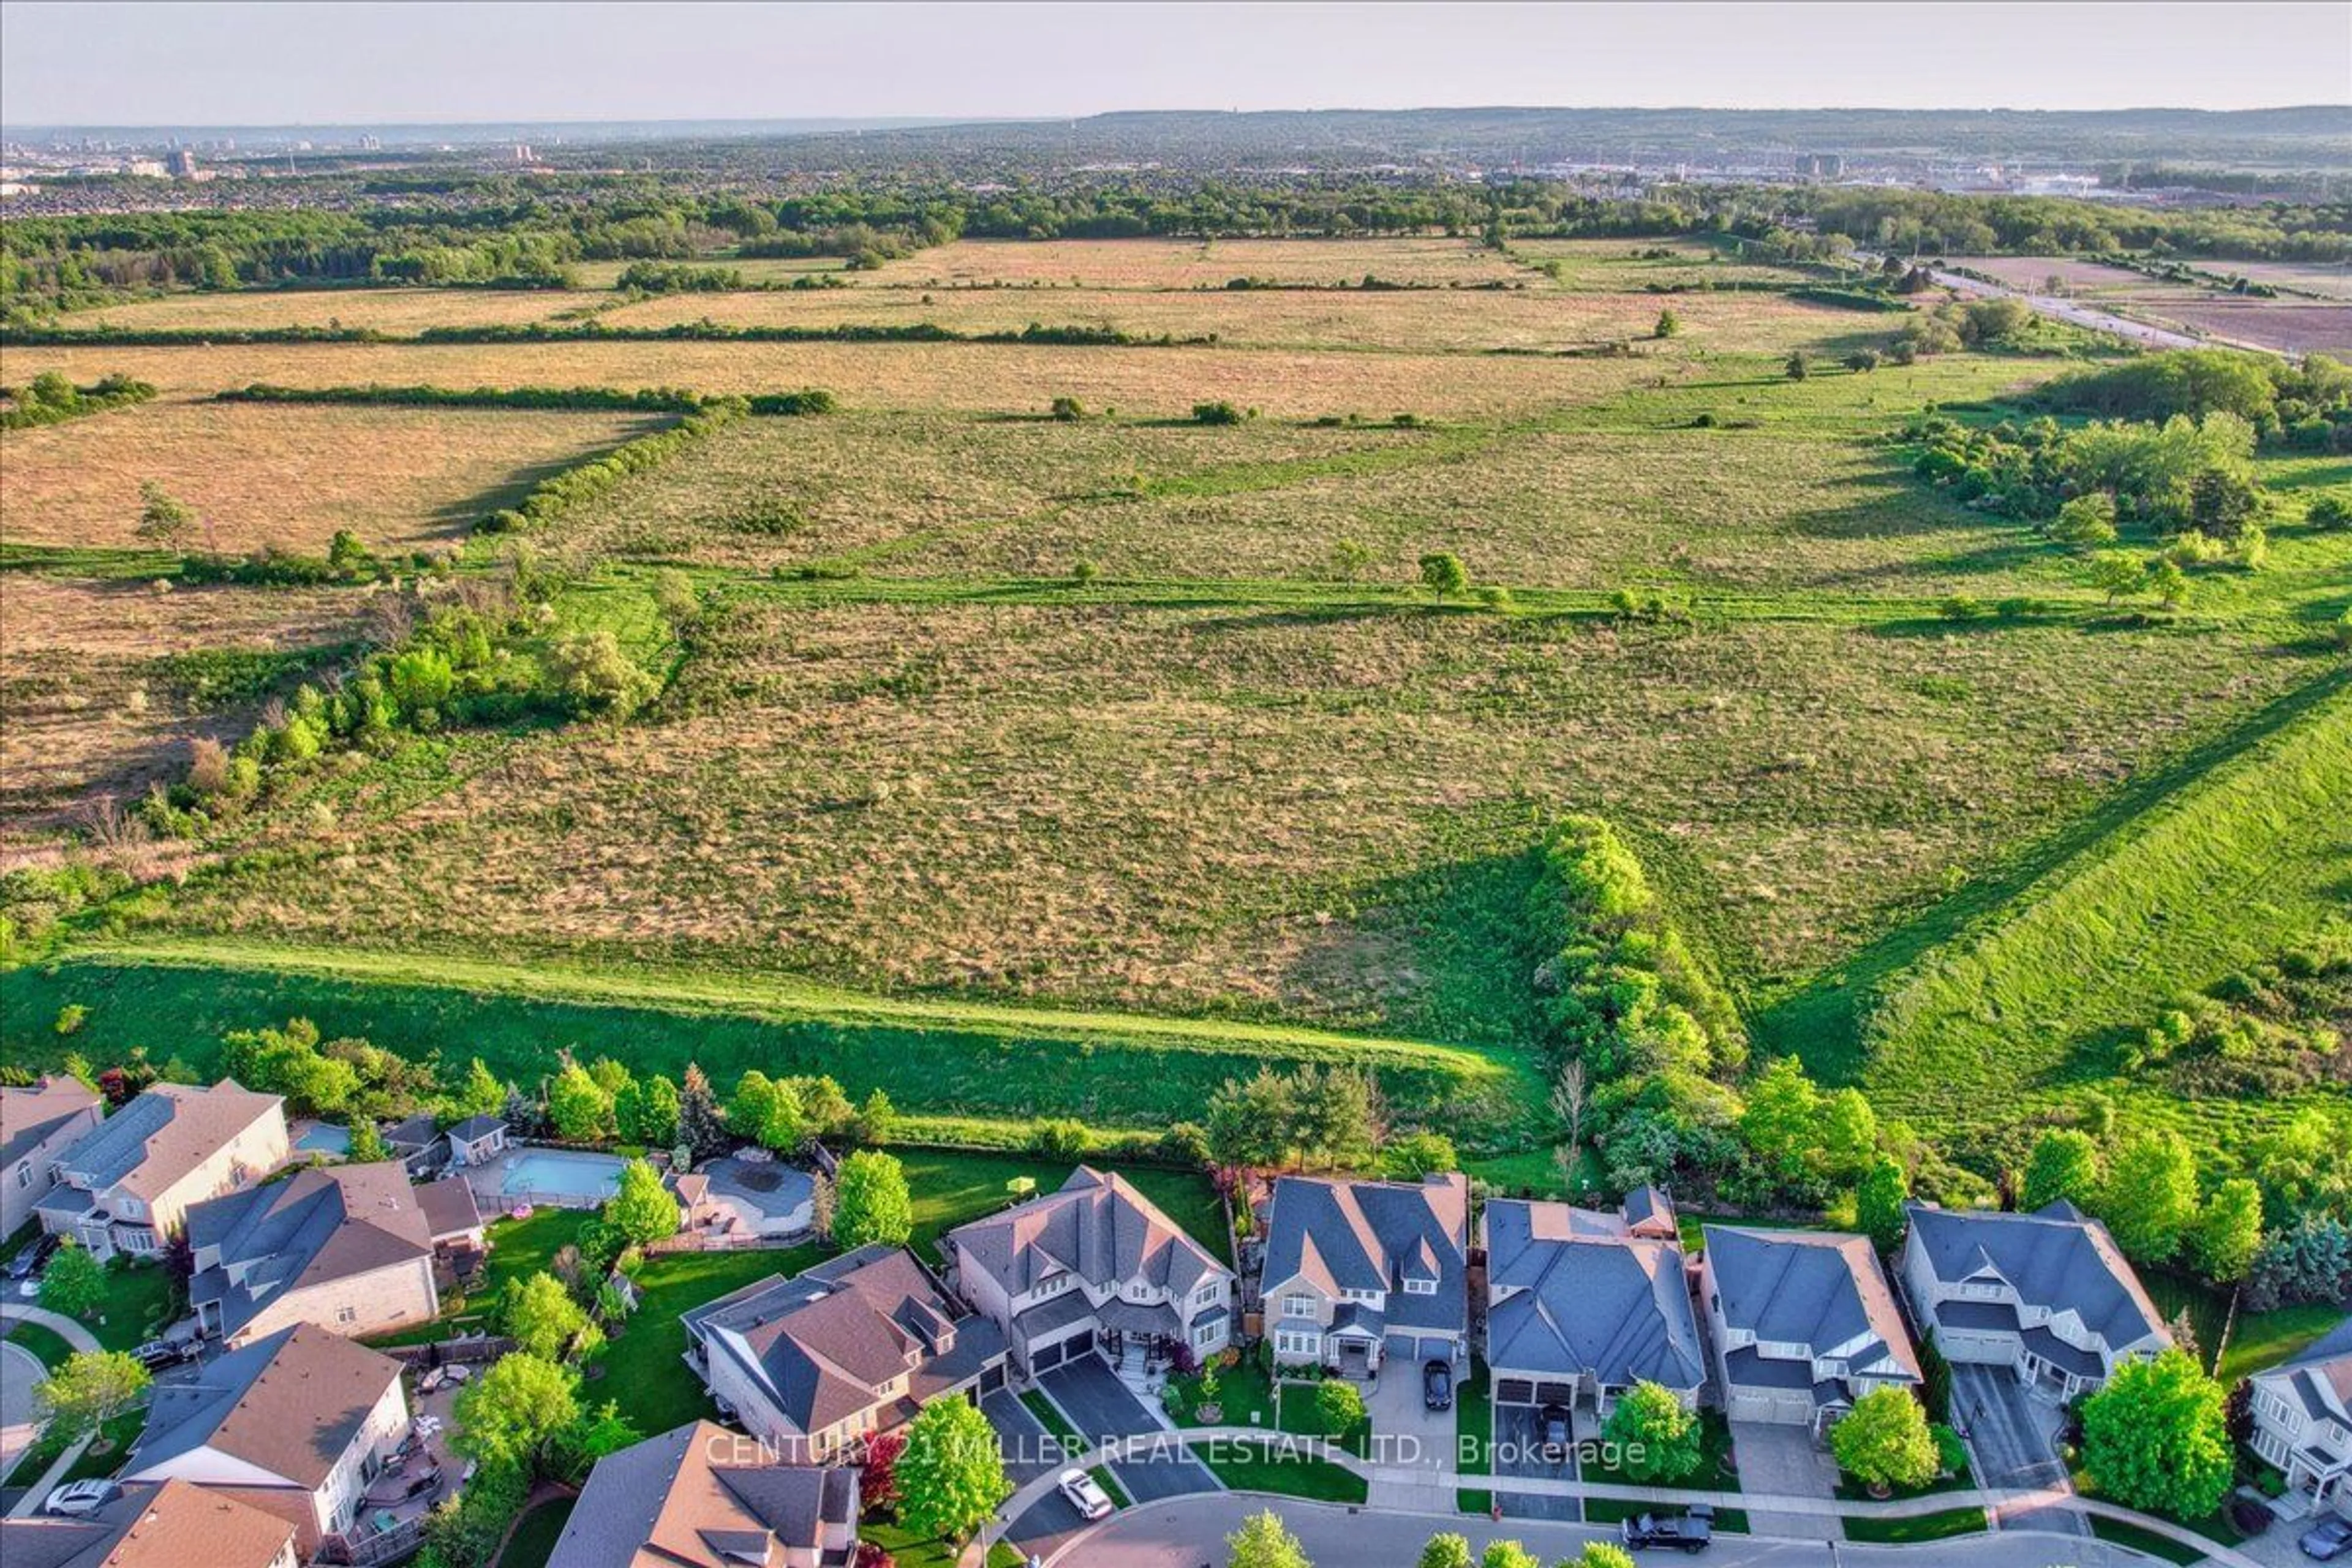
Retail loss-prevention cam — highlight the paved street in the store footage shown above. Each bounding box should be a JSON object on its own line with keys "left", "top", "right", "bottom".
{"left": 1950, "top": 1364, "right": 2084, "bottom": 1537}
{"left": 1035, "top": 1359, "right": 1217, "bottom": 1505}
{"left": 1057, "top": 1491, "right": 2173, "bottom": 1568}
{"left": 0, "top": 1342, "right": 45, "bottom": 1479}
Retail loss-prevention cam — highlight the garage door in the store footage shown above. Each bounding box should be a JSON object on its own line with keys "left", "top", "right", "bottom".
{"left": 1033, "top": 1340, "right": 1066, "bottom": 1371}
{"left": 1534, "top": 1381, "right": 1575, "bottom": 1406}
{"left": 1728, "top": 1387, "right": 1813, "bottom": 1425}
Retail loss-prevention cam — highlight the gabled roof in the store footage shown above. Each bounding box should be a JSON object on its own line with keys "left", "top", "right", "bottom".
{"left": 1484, "top": 1199, "right": 1705, "bottom": 1390}
{"left": 415, "top": 1175, "right": 483, "bottom": 1242}
{"left": 0, "top": 1077, "right": 101, "bottom": 1169}
{"left": 1905, "top": 1201, "right": 2166, "bottom": 1352}
{"left": 552, "top": 1420, "right": 858, "bottom": 1568}
{"left": 1705, "top": 1226, "right": 1920, "bottom": 1382}
{"left": 0, "top": 1480, "right": 296, "bottom": 1568}
{"left": 382, "top": 1113, "right": 440, "bottom": 1152}
{"left": 128, "top": 1322, "right": 403, "bottom": 1490}
{"left": 186, "top": 1161, "right": 434, "bottom": 1337}
{"left": 948, "top": 1164, "right": 1229, "bottom": 1299}
{"left": 683, "top": 1245, "right": 1003, "bottom": 1437}
{"left": 446, "top": 1115, "right": 506, "bottom": 1143}
{"left": 1623, "top": 1186, "right": 1678, "bottom": 1240}
{"left": 1263, "top": 1172, "right": 1469, "bottom": 1334}
{"left": 54, "top": 1080, "right": 282, "bottom": 1202}
{"left": 2261, "top": 1316, "right": 2352, "bottom": 1434}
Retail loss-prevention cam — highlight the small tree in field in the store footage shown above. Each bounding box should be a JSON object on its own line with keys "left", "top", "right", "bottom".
{"left": 1600, "top": 1380, "right": 1702, "bottom": 1482}
{"left": 1654, "top": 307, "right": 1679, "bottom": 339}
{"left": 833, "top": 1150, "right": 913, "bottom": 1250}
{"left": 1419, "top": 551, "right": 1469, "bottom": 600}
{"left": 36, "top": 1351, "right": 150, "bottom": 1445}
{"left": 1830, "top": 1386, "right": 1938, "bottom": 1493}
{"left": 39, "top": 1239, "right": 106, "bottom": 1320}
{"left": 136, "top": 482, "right": 197, "bottom": 551}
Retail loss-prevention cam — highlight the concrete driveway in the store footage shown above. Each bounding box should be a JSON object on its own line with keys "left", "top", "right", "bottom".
{"left": 1491, "top": 1401, "right": 1580, "bottom": 1522}
{"left": 1728, "top": 1421, "right": 1842, "bottom": 1542}
{"left": 1036, "top": 1358, "right": 1216, "bottom": 1505}
{"left": 1950, "top": 1363, "right": 2083, "bottom": 1536}
{"left": 1363, "top": 1360, "right": 1455, "bottom": 1512}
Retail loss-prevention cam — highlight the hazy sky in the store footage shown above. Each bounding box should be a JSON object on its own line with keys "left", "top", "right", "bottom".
{"left": 4, "top": 1, "right": 2347, "bottom": 127}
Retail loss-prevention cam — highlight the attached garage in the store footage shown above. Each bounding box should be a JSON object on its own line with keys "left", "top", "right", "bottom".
{"left": 1725, "top": 1384, "right": 1816, "bottom": 1426}
{"left": 1495, "top": 1378, "right": 1536, "bottom": 1406}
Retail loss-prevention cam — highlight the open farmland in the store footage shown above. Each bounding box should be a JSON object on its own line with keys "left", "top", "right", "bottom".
{"left": 2114, "top": 298, "right": 2352, "bottom": 356}
{"left": 3, "top": 230, "right": 2348, "bottom": 1190}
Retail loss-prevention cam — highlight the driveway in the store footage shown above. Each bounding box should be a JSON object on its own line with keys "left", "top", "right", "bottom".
{"left": 1363, "top": 1360, "right": 1455, "bottom": 1512}
{"left": 1951, "top": 1363, "right": 2083, "bottom": 1536}
{"left": 1491, "top": 1400, "right": 1580, "bottom": 1522}
{"left": 1036, "top": 1358, "right": 1216, "bottom": 1505}
{"left": 1728, "top": 1420, "right": 1842, "bottom": 1542}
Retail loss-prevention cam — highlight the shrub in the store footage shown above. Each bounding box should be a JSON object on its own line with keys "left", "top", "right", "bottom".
{"left": 1030, "top": 1118, "right": 1093, "bottom": 1159}
{"left": 1191, "top": 400, "right": 1245, "bottom": 426}
{"left": 1049, "top": 396, "right": 1085, "bottom": 421}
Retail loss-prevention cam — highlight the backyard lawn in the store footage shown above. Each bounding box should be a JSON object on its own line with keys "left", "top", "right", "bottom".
{"left": 499, "top": 1494, "right": 577, "bottom": 1568}
{"left": 899, "top": 1147, "right": 1226, "bottom": 1262}
{"left": 598, "top": 1243, "right": 826, "bottom": 1434}
{"left": 83, "top": 1258, "right": 178, "bottom": 1352}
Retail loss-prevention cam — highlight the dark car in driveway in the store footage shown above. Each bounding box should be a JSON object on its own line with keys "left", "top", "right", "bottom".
{"left": 1423, "top": 1359, "right": 1453, "bottom": 1411}
{"left": 133, "top": 1338, "right": 201, "bottom": 1372}
{"left": 1536, "top": 1403, "right": 1572, "bottom": 1461}
{"left": 2302, "top": 1515, "right": 2352, "bottom": 1561}
{"left": 1623, "top": 1505, "right": 1714, "bottom": 1553}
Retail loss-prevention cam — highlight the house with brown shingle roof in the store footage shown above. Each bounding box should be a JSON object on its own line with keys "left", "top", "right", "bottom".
{"left": 185, "top": 1160, "right": 477, "bottom": 1344}
{"left": 551, "top": 1419, "right": 859, "bottom": 1568}
{"left": 946, "top": 1164, "right": 1234, "bottom": 1378}
{"left": 0, "top": 1479, "right": 299, "bottom": 1568}
{"left": 680, "top": 1243, "right": 1006, "bottom": 1464}
{"left": 33, "top": 1080, "right": 287, "bottom": 1261}
{"left": 0, "top": 1077, "right": 102, "bottom": 1242}
{"left": 1261, "top": 1172, "right": 1471, "bottom": 1376}
{"left": 120, "top": 1323, "right": 409, "bottom": 1555}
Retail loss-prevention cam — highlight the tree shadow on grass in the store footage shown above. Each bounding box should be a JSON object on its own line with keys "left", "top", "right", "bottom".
{"left": 419, "top": 414, "right": 675, "bottom": 539}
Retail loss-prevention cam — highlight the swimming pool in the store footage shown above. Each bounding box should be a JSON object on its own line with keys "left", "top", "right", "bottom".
{"left": 295, "top": 1124, "right": 353, "bottom": 1156}
{"left": 498, "top": 1149, "right": 625, "bottom": 1204}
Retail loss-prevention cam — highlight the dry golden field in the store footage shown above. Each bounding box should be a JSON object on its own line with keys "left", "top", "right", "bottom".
{"left": 869, "top": 235, "right": 1535, "bottom": 290}
{"left": 65, "top": 287, "right": 598, "bottom": 333}
{"left": 1, "top": 399, "right": 661, "bottom": 554}
{"left": 2121, "top": 298, "right": 2352, "bottom": 356}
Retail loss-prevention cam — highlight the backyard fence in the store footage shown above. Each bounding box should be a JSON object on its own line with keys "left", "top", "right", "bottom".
{"left": 380, "top": 1333, "right": 515, "bottom": 1370}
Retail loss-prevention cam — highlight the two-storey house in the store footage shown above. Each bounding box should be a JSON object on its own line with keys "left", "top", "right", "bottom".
{"left": 122, "top": 1322, "right": 410, "bottom": 1555}
{"left": 185, "top": 1161, "right": 480, "bottom": 1344}
{"left": 946, "top": 1165, "right": 1234, "bottom": 1378}
{"left": 0, "top": 1479, "right": 300, "bottom": 1568}
{"left": 1261, "top": 1172, "right": 1470, "bottom": 1376}
{"left": 0, "top": 1076, "right": 102, "bottom": 1241}
{"left": 2248, "top": 1317, "right": 2352, "bottom": 1513}
{"left": 1900, "top": 1199, "right": 2170, "bottom": 1398}
{"left": 1701, "top": 1225, "right": 1920, "bottom": 1430}
{"left": 552, "top": 1419, "right": 859, "bottom": 1568}
{"left": 1483, "top": 1197, "right": 1705, "bottom": 1415}
{"left": 34, "top": 1080, "right": 287, "bottom": 1261}
{"left": 680, "top": 1243, "right": 1006, "bottom": 1464}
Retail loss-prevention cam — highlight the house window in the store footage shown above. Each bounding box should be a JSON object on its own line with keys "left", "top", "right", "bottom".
{"left": 338, "top": 1305, "right": 358, "bottom": 1324}
{"left": 1193, "top": 1323, "right": 1219, "bottom": 1346}
{"left": 118, "top": 1229, "right": 154, "bottom": 1255}
{"left": 117, "top": 1197, "right": 143, "bottom": 1219}
{"left": 1404, "top": 1278, "right": 1437, "bottom": 1296}
{"left": 1284, "top": 1296, "right": 1315, "bottom": 1319}
{"left": 1194, "top": 1283, "right": 1219, "bottom": 1306}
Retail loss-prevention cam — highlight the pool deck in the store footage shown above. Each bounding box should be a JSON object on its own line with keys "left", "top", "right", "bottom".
{"left": 457, "top": 1147, "right": 627, "bottom": 1212}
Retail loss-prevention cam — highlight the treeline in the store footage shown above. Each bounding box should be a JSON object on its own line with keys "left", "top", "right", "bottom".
{"left": 1, "top": 319, "right": 1212, "bottom": 350}
{"left": 214, "top": 381, "right": 835, "bottom": 417}
{"left": 477, "top": 401, "right": 744, "bottom": 534}
{"left": 0, "top": 371, "right": 154, "bottom": 429}
{"left": 2038, "top": 348, "right": 2352, "bottom": 448}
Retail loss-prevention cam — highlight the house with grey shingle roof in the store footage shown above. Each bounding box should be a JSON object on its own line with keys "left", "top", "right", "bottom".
{"left": 1483, "top": 1197, "right": 1705, "bottom": 1415}
{"left": 1899, "top": 1199, "right": 2170, "bottom": 1399}
{"left": 552, "top": 1419, "right": 858, "bottom": 1568}
{"left": 121, "top": 1322, "right": 409, "bottom": 1555}
{"left": 1261, "top": 1172, "right": 1469, "bottom": 1375}
{"left": 680, "top": 1243, "right": 1006, "bottom": 1464}
{"left": 1701, "top": 1225, "right": 1920, "bottom": 1430}
{"left": 34, "top": 1080, "right": 287, "bottom": 1261}
{"left": 0, "top": 1076, "right": 101, "bottom": 1242}
{"left": 2246, "top": 1316, "right": 2352, "bottom": 1511}
{"left": 185, "top": 1160, "right": 477, "bottom": 1344}
{"left": 946, "top": 1164, "right": 1234, "bottom": 1377}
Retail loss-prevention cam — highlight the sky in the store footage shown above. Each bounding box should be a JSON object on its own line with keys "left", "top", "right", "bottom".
{"left": 3, "top": 1, "right": 2347, "bottom": 129}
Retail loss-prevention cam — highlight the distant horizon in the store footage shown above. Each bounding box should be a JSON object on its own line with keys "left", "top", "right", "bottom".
{"left": 6, "top": 2, "right": 2347, "bottom": 127}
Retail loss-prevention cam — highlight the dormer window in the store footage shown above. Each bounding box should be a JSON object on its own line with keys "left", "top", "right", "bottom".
{"left": 1404, "top": 1278, "right": 1437, "bottom": 1296}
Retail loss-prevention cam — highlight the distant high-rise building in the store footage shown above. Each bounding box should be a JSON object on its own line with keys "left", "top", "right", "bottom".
{"left": 167, "top": 148, "right": 199, "bottom": 178}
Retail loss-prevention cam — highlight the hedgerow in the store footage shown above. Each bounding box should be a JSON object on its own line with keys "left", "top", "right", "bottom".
{"left": 0, "top": 371, "right": 157, "bottom": 429}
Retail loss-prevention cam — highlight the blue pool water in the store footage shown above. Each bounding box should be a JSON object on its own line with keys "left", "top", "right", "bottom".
{"left": 499, "top": 1149, "right": 625, "bottom": 1201}
{"left": 296, "top": 1124, "right": 353, "bottom": 1156}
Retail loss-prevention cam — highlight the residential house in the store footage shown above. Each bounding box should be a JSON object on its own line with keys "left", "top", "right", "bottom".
{"left": 0, "top": 1479, "right": 299, "bottom": 1568}
{"left": 1701, "top": 1225, "right": 1921, "bottom": 1430}
{"left": 947, "top": 1164, "right": 1234, "bottom": 1378}
{"left": 0, "top": 1076, "right": 102, "bottom": 1241}
{"left": 33, "top": 1080, "right": 287, "bottom": 1261}
{"left": 551, "top": 1419, "right": 859, "bottom": 1568}
{"left": 1900, "top": 1200, "right": 2171, "bottom": 1398}
{"left": 1483, "top": 1197, "right": 1705, "bottom": 1415}
{"left": 186, "top": 1161, "right": 478, "bottom": 1344}
{"left": 2247, "top": 1317, "right": 2352, "bottom": 1513}
{"left": 443, "top": 1115, "right": 508, "bottom": 1168}
{"left": 382, "top": 1112, "right": 445, "bottom": 1177}
{"left": 673, "top": 1155, "right": 815, "bottom": 1243}
{"left": 121, "top": 1322, "right": 409, "bottom": 1554}
{"left": 1260, "top": 1172, "right": 1470, "bottom": 1376}
{"left": 682, "top": 1243, "right": 1007, "bottom": 1464}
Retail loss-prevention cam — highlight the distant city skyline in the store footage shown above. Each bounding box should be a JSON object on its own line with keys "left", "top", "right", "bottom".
{"left": 4, "top": 1, "right": 2347, "bottom": 129}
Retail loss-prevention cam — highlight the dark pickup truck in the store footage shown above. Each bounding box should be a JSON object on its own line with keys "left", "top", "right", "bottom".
{"left": 1622, "top": 1506, "right": 1714, "bottom": 1553}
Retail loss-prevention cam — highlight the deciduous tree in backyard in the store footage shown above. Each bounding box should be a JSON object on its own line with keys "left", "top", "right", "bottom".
{"left": 35, "top": 1351, "right": 149, "bottom": 1446}
{"left": 500, "top": 1271, "right": 590, "bottom": 1360}
{"left": 347, "top": 1120, "right": 389, "bottom": 1164}
{"left": 453, "top": 1352, "right": 583, "bottom": 1478}
{"left": 729, "top": 1070, "right": 805, "bottom": 1153}
{"left": 2100, "top": 1129, "right": 2199, "bottom": 1264}
{"left": 1830, "top": 1386, "right": 1937, "bottom": 1493}
{"left": 38, "top": 1237, "right": 107, "bottom": 1321}
{"left": 451, "top": 1056, "right": 508, "bottom": 1120}
{"left": 1856, "top": 1156, "right": 1910, "bottom": 1254}
{"left": 546, "top": 1059, "right": 614, "bottom": 1144}
{"left": 1227, "top": 1508, "right": 1313, "bottom": 1568}
{"left": 604, "top": 1157, "right": 681, "bottom": 1248}
{"left": 833, "top": 1149, "right": 913, "bottom": 1250}
{"left": 894, "top": 1395, "right": 1009, "bottom": 1544}
{"left": 2079, "top": 1348, "right": 2232, "bottom": 1520}
{"left": 2192, "top": 1177, "right": 2263, "bottom": 1284}
{"left": 1599, "top": 1379, "right": 1703, "bottom": 1483}
{"left": 2021, "top": 1128, "right": 2102, "bottom": 1213}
